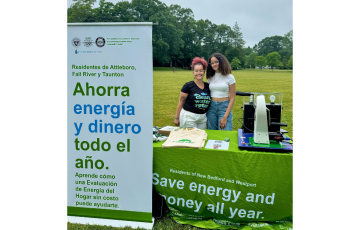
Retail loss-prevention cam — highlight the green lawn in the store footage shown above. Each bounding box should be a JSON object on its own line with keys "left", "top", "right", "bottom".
{"left": 68, "top": 216, "right": 206, "bottom": 230}
{"left": 154, "top": 67, "right": 293, "bottom": 139}
{"left": 68, "top": 67, "right": 293, "bottom": 230}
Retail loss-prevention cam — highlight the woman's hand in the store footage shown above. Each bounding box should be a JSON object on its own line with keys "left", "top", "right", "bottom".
{"left": 219, "top": 83, "right": 235, "bottom": 130}
{"left": 174, "top": 118, "right": 180, "bottom": 126}
{"left": 175, "top": 92, "right": 188, "bottom": 127}
{"left": 220, "top": 117, "right": 227, "bottom": 130}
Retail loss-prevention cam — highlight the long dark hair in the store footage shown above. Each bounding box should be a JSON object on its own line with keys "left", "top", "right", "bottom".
{"left": 206, "top": 53, "right": 231, "bottom": 79}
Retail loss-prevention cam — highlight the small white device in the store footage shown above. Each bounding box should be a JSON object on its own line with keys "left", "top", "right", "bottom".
{"left": 253, "top": 95, "right": 269, "bottom": 144}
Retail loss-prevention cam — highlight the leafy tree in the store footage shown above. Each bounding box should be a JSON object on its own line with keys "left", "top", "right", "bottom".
{"left": 68, "top": 7, "right": 74, "bottom": 21}
{"left": 169, "top": 4, "right": 194, "bottom": 24}
{"left": 238, "top": 47, "right": 247, "bottom": 68}
{"left": 169, "top": 4, "right": 196, "bottom": 67}
{"left": 286, "top": 55, "right": 293, "bottom": 69}
{"left": 202, "top": 21, "right": 217, "bottom": 55}
{"left": 112, "top": 0, "right": 135, "bottom": 22}
{"left": 255, "top": 56, "right": 266, "bottom": 70}
{"left": 231, "top": 22, "right": 245, "bottom": 48}
{"left": 153, "top": 39, "right": 170, "bottom": 66}
{"left": 67, "top": 0, "right": 97, "bottom": 22}
{"left": 135, "top": 0, "right": 184, "bottom": 66}
{"left": 194, "top": 19, "right": 210, "bottom": 59}
{"left": 94, "top": 0, "right": 115, "bottom": 22}
{"left": 252, "top": 44, "right": 258, "bottom": 54}
{"left": 254, "top": 35, "right": 283, "bottom": 57}
{"left": 224, "top": 47, "right": 239, "bottom": 64}
{"left": 266, "top": 52, "right": 281, "bottom": 71}
{"left": 279, "top": 30, "right": 293, "bottom": 62}
{"left": 66, "top": 0, "right": 263, "bottom": 69}
{"left": 244, "top": 46, "right": 253, "bottom": 56}
{"left": 153, "top": 21, "right": 184, "bottom": 66}
{"left": 230, "top": 57, "right": 241, "bottom": 70}
{"left": 131, "top": 0, "right": 163, "bottom": 21}
{"left": 194, "top": 19, "right": 207, "bottom": 45}
{"left": 282, "top": 30, "right": 293, "bottom": 51}
{"left": 281, "top": 58, "right": 288, "bottom": 70}
{"left": 224, "top": 47, "right": 246, "bottom": 69}
{"left": 247, "top": 52, "right": 257, "bottom": 69}
{"left": 214, "top": 24, "right": 233, "bottom": 54}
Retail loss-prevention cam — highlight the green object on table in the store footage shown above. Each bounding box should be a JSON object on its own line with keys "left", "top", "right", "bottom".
{"left": 249, "top": 137, "right": 284, "bottom": 148}
{"left": 153, "top": 130, "right": 292, "bottom": 229}
{"left": 224, "top": 138, "right": 230, "bottom": 142}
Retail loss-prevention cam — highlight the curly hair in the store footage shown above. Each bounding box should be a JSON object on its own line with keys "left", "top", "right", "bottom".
{"left": 191, "top": 57, "right": 207, "bottom": 70}
{"left": 206, "top": 53, "right": 231, "bottom": 79}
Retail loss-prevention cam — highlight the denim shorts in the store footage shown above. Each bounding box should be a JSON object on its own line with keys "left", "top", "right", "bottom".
{"left": 206, "top": 100, "right": 233, "bottom": 130}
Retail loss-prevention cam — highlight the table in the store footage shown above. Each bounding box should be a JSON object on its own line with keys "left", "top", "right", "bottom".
{"left": 153, "top": 130, "right": 293, "bottom": 229}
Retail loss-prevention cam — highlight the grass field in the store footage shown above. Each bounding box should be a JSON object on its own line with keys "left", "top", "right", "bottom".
{"left": 154, "top": 67, "right": 293, "bottom": 139}
{"left": 68, "top": 67, "right": 293, "bottom": 230}
{"left": 68, "top": 216, "right": 208, "bottom": 230}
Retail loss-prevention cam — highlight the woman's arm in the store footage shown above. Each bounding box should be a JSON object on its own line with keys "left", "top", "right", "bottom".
{"left": 219, "top": 83, "right": 236, "bottom": 129}
{"left": 174, "top": 92, "right": 188, "bottom": 126}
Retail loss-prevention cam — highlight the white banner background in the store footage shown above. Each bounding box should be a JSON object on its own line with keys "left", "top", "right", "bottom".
{"left": 67, "top": 23, "right": 153, "bottom": 225}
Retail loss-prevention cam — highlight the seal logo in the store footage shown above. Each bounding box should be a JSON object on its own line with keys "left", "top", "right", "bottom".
{"left": 72, "top": 37, "right": 81, "bottom": 47}
{"left": 95, "top": 37, "right": 106, "bottom": 47}
{"left": 83, "top": 37, "right": 94, "bottom": 47}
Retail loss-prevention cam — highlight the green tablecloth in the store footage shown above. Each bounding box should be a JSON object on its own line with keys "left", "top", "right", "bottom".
{"left": 153, "top": 130, "right": 293, "bottom": 230}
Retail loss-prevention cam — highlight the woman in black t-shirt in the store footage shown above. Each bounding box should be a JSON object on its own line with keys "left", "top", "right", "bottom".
{"left": 174, "top": 57, "right": 211, "bottom": 129}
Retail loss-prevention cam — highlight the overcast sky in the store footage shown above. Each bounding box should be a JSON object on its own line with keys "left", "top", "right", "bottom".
{"left": 67, "top": 0, "right": 293, "bottom": 48}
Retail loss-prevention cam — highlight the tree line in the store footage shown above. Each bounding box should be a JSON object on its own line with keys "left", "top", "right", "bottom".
{"left": 68, "top": 0, "right": 293, "bottom": 70}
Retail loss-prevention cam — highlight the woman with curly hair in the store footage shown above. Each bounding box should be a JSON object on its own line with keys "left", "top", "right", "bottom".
{"left": 206, "top": 53, "right": 236, "bottom": 130}
{"left": 174, "top": 57, "right": 211, "bottom": 129}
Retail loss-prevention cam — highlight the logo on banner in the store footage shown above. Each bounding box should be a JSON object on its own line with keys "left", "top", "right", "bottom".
{"left": 72, "top": 37, "right": 81, "bottom": 47}
{"left": 83, "top": 37, "right": 94, "bottom": 47}
{"left": 95, "top": 37, "right": 106, "bottom": 47}
{"left": 74, "top": 50, "right": 102, "bottom": 54}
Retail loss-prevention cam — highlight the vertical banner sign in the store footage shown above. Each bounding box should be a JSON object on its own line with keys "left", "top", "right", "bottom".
{"left": 67, "top": 23, "right": 153, "bottom": 223}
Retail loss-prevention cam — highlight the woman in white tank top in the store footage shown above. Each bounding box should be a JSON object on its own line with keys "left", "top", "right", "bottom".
{"left": 205, "top": 53, "right": 236, "bottom": 130}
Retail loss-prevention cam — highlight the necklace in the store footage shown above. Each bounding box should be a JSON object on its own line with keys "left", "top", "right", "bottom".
{"left": 213, "top": 74, "right": 221, "bottom": 83}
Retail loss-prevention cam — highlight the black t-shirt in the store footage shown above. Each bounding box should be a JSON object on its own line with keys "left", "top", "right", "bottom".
{"left": 181, "top": 81, "right": 211, "bottom": 114}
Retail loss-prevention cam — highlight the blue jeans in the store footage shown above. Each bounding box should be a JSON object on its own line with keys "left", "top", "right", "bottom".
{"left": 206, "top": 100, "right": 233, "bottom": 130}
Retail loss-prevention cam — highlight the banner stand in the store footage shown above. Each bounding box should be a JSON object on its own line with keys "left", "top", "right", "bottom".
{"left": 67, "top": 216, "right": 154, "bottom": 229}
{"left": 67, "top": 22, "right": 154, "bottom": 228}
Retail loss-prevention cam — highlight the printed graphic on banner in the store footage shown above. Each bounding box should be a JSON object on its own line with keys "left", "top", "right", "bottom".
{"left": 72, "top": 37, "right": 81, "bottom": 47}
{"left": 68, "top": 24, "right": 153, "bottom": 222}
{"left": 95, "top": 37, "right": 106, "bottom": 47}
{"left": 83, "top": 37, "right": 94, "bottom": 47}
